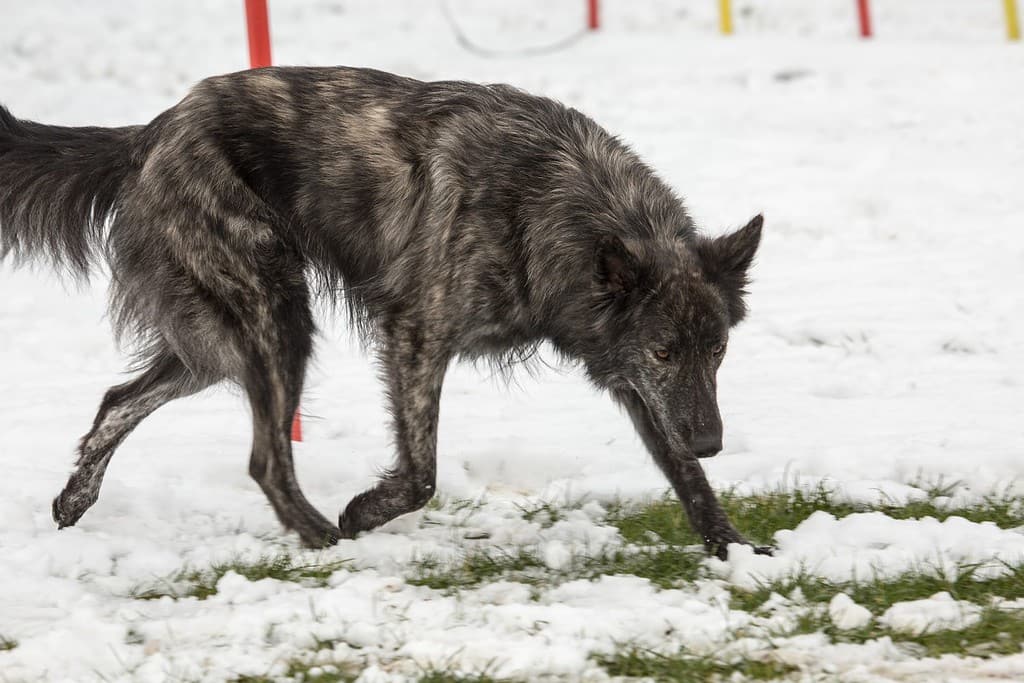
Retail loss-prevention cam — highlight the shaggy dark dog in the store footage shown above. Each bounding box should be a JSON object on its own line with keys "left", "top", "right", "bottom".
{"left": 0, "top": 66, "right": 767, "bottom": 558}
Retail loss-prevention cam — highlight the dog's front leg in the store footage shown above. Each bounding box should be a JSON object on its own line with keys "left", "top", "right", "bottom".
{"left": 612, "top": 389, "right": 772, "bottom": 559}
{"left": 656, "top": 455, "right": 772, "bottom": 559}
{"left": 339, "top": 317, "right": 449, "bottom": 537}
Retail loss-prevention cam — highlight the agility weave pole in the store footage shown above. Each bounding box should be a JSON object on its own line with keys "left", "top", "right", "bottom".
{"left": 720, "top": 0, "right": 870, "bottom": 38}
{"left": 717, "top": 0, "right": 1017, "bottom": 40}
{"left": 719, "top": 0, "right": 733, "bottom": 36}
{"left": 243, "top": 0, "right": 303, "bottom": 442}
{"left": 857, "top": 0, "right": 872, "bottom": 38}
{"left": 1007, "top": 0, "right": 1022, "bottom": 40}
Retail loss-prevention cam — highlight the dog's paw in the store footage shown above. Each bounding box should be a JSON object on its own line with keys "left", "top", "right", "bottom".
{"left": 293, "top": 514, "right": 342, "bottom": 548}
{"left": 338, "top": 513, "right": 358, "bottom": 540}
{"left": 52, "top": 487, "right": 97, "bottom": 530}
{"left": 707, "top": 538, "right": 740, "bottom": 560}
{"left": 706, "top": 534, "right": 773, "bottom": 561}
{"left": 307, "top": 532, "right": 342, "bottom": 548}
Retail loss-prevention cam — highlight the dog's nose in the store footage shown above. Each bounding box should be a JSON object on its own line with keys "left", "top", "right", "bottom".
{"left": 693, "top": 434, "right": 723, "bottom": 458}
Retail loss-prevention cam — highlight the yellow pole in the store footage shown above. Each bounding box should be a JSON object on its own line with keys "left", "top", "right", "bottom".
{"left": 719, "top": 0, "right": 733, "bottom": 35}
{"left": 1005, "top": 0, "right": 1021, "bottom": 41}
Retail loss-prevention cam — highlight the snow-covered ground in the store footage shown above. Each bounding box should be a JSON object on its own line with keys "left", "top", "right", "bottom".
{"left": 1, "top": 1, "right": 1022, "bottom": 681}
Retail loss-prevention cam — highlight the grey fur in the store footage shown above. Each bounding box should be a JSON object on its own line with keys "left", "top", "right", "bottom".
{"left": 1, "top": 66, "right": 767, "bottom": 558}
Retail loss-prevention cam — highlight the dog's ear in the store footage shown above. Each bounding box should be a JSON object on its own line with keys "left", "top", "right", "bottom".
{"left": 594, "top": 234, "right": 641, "bottom": 296}
{"left": 695, "top": 214, "right": 763, "bottom": 324}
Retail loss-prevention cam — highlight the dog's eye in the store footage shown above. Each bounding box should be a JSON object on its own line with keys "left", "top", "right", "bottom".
{"left": 711, "top": 341, "right": 726, "bottom": 356}
{"left": 654, "top": 348, "right": 671, "bottom": 361}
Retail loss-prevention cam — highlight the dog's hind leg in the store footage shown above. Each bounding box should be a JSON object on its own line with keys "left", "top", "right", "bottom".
{"left": 237, "top": 277, "right": 342, "bottom": 548}
{"left": 339, "top": 317, "right": 449, "bottom": 537}
{"left": 52, "top": 348, "right": 216, "bottom": 529}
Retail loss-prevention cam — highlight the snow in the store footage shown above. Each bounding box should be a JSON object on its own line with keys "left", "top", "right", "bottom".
{"left": 829, "top": 593, "right": 874, "bottom": 631}
{"left": 2, "top": 0, "right": 1023, "bottom": 681}
{"left": 878, "top": 592, "right": 983, "bottom": 636}
{"left": 721, "top": 512, "right": 1024, "bottom": 589}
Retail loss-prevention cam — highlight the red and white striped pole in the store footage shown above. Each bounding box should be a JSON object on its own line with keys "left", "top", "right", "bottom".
{"left": 243, "top": 0, "right": 302, "bottom": 442}
{"left": 587, "top": 0, "right": 599, "bottom": 31}
{"left": 856, "top": 0, "right": 872, "bottom": 38}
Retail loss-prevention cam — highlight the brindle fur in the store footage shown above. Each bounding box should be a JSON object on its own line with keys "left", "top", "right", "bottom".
{"left": 0, "top": 66, "right": 767, "bottom": 558}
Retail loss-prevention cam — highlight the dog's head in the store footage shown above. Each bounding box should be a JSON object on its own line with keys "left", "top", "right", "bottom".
{"left": 586, "top": 214, "right": 763, "bottom": 458}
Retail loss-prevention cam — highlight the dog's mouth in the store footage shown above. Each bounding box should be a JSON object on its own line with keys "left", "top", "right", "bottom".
{"left": 632, "top": 390, "right": 712, "bottom": 460}
{"left": 627, "top": 385, "right": 724, "bottom": 459}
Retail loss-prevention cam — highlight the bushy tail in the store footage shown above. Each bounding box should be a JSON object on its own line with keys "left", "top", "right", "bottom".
{"left": 0, "top": 105, "right": 141, "bottom": 277}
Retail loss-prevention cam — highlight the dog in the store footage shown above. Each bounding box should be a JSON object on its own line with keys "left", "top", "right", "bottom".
{"left": 0, "top": 66, "right": 767, "bottom": 558}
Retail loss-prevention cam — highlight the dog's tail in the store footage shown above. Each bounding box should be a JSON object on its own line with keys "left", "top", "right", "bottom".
{"left": 0, "top": 105, "right": 141, "bottom": 277}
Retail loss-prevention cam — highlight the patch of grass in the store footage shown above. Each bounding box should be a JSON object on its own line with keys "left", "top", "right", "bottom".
{"left": 234, "top": 651, "right": 364, "bottom": 682}
{"left": 574, "top": 545, "right": 706, "bottom": 589}
{"left": 513, "top": 496, "right": 594, "bottom": 529}
{"left": 595, "top": 647, "right": 795, "bottom": 682}
{"left": 409, "top": 548, "right": 549, "bottom": 591}
{"left": 754, "top": 562, "right": 1024, "bottom": 660}
{"left": 417, "top": 671, "right": 523, "bottom": 683}
{"left": 408, "top": 543, "right": 705, "bottom": 593}
{"left": 150, "top": 487, "right": 1024, "bottom": 681}
{"left": 514, "top": 500, "right": 569, "bottom": 529}
{"left": 887, "top": 493, "right": 1024, "bottom": 528}
{"left": 236, "top": 651, "right": 523, "bottom": 683}
{"left": 0, "top": 635, "right": 16, "bottom": 651}
{"left": 424, "top": 496, "right": 486, "bottom": 516}
{"left": 132, "top": 553, "right": 349, "bottom": 600}
{"left": 412, "top": 486, "right": 1024, "bottom": 599}
{"left": 420, "top": 496, "right": 491, "bottom": 531}
{"left": 729, "top": 568, "right": 838, "bottom": 613}
{"left": 733, "top": 560, "right": 1024, "bottom": 615}
{"left": 901, "top": 606, "right": 1024, "bottom": 658}
{"left": 238, "top": 663, "right": 521, "bottom": 683}
{"left": 608, "top": 485, "right": 1024, "bottom": 550}
{"left": 782, "top": 601, "right": 1024, "bottom": 660}
{"left": 236, "top": 664, "right": 357, "bottom": 683}
{"left": 720, "top": 487, "right": 861, "bottom": 547}
{"left": 849, "top": 562, "right": 1024, "bottom": 613}
{"left": 609, "top": 487, "right": 859, "bottom": 549}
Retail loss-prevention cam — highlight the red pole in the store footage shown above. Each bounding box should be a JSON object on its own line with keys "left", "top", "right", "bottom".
{"left": 856, "top": 0, "right": 872, "bottom": 38}
{"left": 245, "top": 0, "right": 272, "bottom": 67}
{"left": 587, "top": 0, "right": 599, "bottom": 31}
{"left": 244, "top": 1, "right": 300, "bottom": 440}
